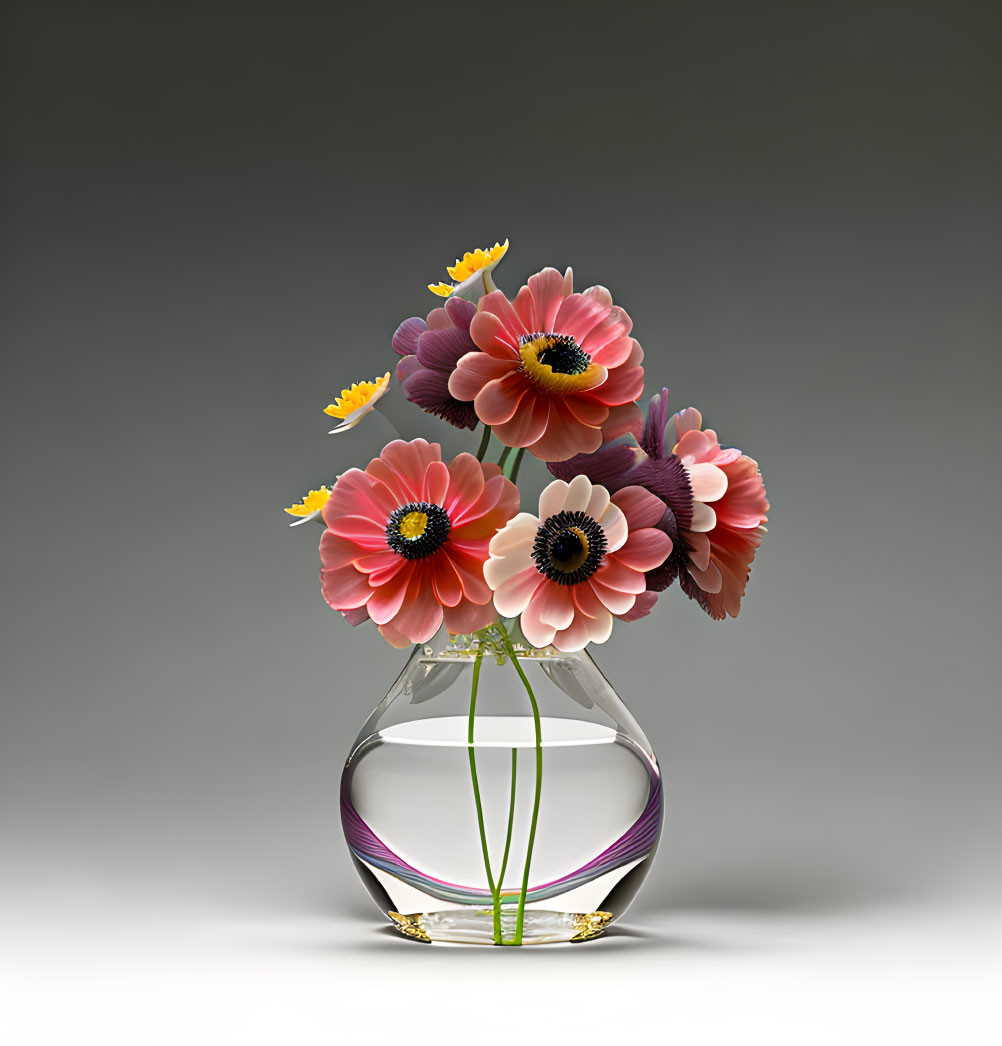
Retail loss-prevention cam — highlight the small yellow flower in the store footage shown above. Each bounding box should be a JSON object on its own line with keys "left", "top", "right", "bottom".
{"left": 284, "top": 486, "right": 331, "bottom": 527}
{"left": 323, "top": 372, "right": 391, "bottom": 433}
{"left": 428, "top": 239, "right": 509, "bottom": 300}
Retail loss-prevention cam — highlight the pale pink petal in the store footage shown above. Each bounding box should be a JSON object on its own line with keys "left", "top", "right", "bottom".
{"left": 488, "top": 513, "right": 539, "bottom": 557}
{"left": 319, "top": 532, "right": 363, "bottom": 569}
{"left": 551, "top": 613, "right": 594, "bottom": 653}
{"left": 687, "top": 559, "right": 723, "bottom": 594}
{"left": 426, "top": 307, "right": 450, "bottom": 330}
{"left": 572, "top": 582, "right": 606, "bottom": 619}
{"left": 561, "top": 473, "right": 594, "bottom": 514}
{"left": 476, "top": 290, "right": 528, "bottom": 341}
{"left": 376, "top": 621, "right": 413, "bottom": 649}
{"left": 596, "top": 500, "right": 628, "bottom": 552}
{"left": 689, "top": 501, "right": 717, "bottom": 532}
{"left": 483, "top": 547, "right": 535, "bottom": 589}
{"left": 584, "top": 483, "right": 611, "bottom": 522}
{"left": 520, "top": 590, "right": 558, "bottom": 649}
{"left": 581, "top": 284, "right": 613, "bottom": 307}
{"left": 684, "top": 531, "right": 712, "bottom": 570}
{"left": 579, "top": 304, "right": 631, "bottom": 355}
{"left": 715, "top": 457, "right": 770, "bottom": 529}
{"left": 390, "top": 567, "right": 444, "bottom": 643}
{"left": 674, "top": 428, "right": 720, "bottom": 465}
{"left": 492, "top": 566, "right": 546, "bottom": 618}
{"left": 582, "top": 360, "right": 645, "bottom": 406}
{"left": 669, "top": 408, "right": 703, "bottom": 447}
{"left": 538, "top": 480, "right": 570, "bottom": 522}
{"left": 584, "top": 607, "right": 615, "bottom": 645}
{"left": 587, "top": 578, "right": 637, "bottom": 616}
{"left": 536, "top": 583, "right": 576, "bottom": 631}
{"left": 687, "top": 462, "right": 728, "bottom": 503}
{"left": 379, "top": 440, "right": 442, "bottom": 494}
{"left": 592, "top": 557, "right": 647, "bottom": 595}
{"left": 512, "top": 284, "right": 535, "bottom": 331}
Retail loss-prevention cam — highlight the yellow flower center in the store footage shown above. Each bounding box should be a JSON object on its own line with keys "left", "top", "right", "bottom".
{"left": 518, "top": 334, "right": 605, "bottom": 396}
{"left": 323, "top": 373, "right": 389, "bottom": 419}
{"left": 397, "top": 510, "right": 429, "bottom": 539}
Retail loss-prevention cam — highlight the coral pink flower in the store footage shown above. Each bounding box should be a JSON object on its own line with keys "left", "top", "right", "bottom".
{"left": 670, "top": 409, "right": 769, "bottom": 620}
{"left": 549, "top": 390, "right": 769, "bottom": 620}
{"left": 484, "top": 474, "right": 672, "bottom": 652}
{"left": 321, "top": 439, "right": 519, "bottom": 647}
{"left": 448, "top": 268, "right": 645, "bottom": 461}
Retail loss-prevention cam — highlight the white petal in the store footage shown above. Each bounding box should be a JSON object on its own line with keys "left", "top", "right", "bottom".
{"left": 288, "top": 508, "right": 324, "bottom": 527}
{"left": 585, "top": 483, "right": 611, "bottom": 522}
{"left": 688, "top": 502, "right": 717, "bottom": 533}
{"left": 597, "top": 501, "right": 628, "bottom": 552}
{"left": 538, "top": 479, "right": 569, "bottom": 521}
{"left": 492, "top": 568, "right": 544, "bottom": 617}
{"left": 562, "top": 473, "right": 593, "bottom": 514}
{"left": 483, "top": 549, "right": 534, "bottom": 588}
{"left": 488, "top": 514, "right": 538, "bottom": 556}
{"left": 686, "top": 463, "right": 728, "bottom": 503}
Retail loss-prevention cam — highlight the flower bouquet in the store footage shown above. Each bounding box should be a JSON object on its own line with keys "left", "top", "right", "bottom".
{"left": 287, "top": 242, "right": 769, "bottom": 945}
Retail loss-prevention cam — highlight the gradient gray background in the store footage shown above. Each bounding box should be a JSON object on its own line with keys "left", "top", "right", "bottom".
{"left": 3, "top": 0, "right": 1000, "bottom": 949}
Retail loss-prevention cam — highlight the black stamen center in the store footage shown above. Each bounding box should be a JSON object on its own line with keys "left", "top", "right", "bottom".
{"left": 385, "top": 501, "right": 451, "bottom": 559}
{"left": 532, "top": 510, "right": 608, "bottom": 585}
{"left": 523, "top": 333, "right": 590, "bottom": 375}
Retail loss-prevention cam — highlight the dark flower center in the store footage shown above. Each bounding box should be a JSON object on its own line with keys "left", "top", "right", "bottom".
{"left": 385, "top": 502, "right": 451, "bottom": 559}
{"left": 521, "top": 333, "right": 590, "bottom": 375}
{"left": 532, "top": 510, "right": 608, "bottom": 585}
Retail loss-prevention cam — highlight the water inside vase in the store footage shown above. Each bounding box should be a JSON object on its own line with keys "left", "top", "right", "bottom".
{"left": 342, "top": 710, "right": 661, "bottom": 945}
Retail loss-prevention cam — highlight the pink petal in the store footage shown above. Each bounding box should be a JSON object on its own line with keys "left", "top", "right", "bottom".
{"left": 527, "top": 268, "right": 568, "bottom": 331}
{"left": 492, "top": 566, "right": 545, "bottom": 618}
{"left": 684, "top": 531, "right": 712, "bottom": 570}
{"left": 687, "top": 559, "right": 723, "bottom": 594}
{"left": 378, "top": 440, "right": 442, "bottom": 496}
{"left": 390, "top": 566, "right": 444, "bottom": 643}
{"left": 688, "top": 501, "right": 717, "bottom": 532}
{"left": 538, "top": 479, "right": 569, "bottom": 522}
{"left": 552, "top": 293, "right": 610, "bottom": 343}
{"left": 582, "top": 360, "right": 645, "bottom": 407}
{"left": 562, "top": 394, "right": 610, "bottom": 428}
{"left": 588, "top": 335, "right": 635, "bottom": 369}
{"left": 551, "top": 612, "right": 595, "bottom": 653}
{"left": 351, "top": 548, "right": 400, "bottom": 574}
{"left": 326, "top": 514, "right": 389, "bottom": 549}
{"left": 491, "top": 394, "right": 551, "bottom": 448}
{"left": 596, "top": 500, "right": 628, "bottom": 552}
{"left": 520, "top": 590, "right": 558, "bottom": 649}
{"left": 320, "top": 563, "right": 373, "bottom": 611}
{"left": 579, "top": 305, "right": 632, "bottom": 355}
{"left": 443, "top": 546, "right": 493, "bottom": 604}
{"left": 365, "top": 564, "right": 413, "bottom": 624}
{"left": 601, "top": 401, "right": 644, "bottom": 442}
{"left": 612, "top": 528, "right": 673, "bottom": 571}
{"left": 448, "top": 351, "right": 518, "bottom": 401}
{"left": 319, "top": 531, "right": 364, "bottom": 569}
{"left": 592, "top": 557, "right": 646, "bottom": 595}
{"left": 572, "top": 582, "right": 606, "bottom": 619}
{"left": 536, "top": 583, "right": 576, "bottom": 631}
{"left": 611, "top": 485, "right": 667, "bottom": 529}
{"left": 674, "top": 429, "right": 720, "bottom": 465}
{"left": 431, "top": 553, "right": 465, "bottom": 608}
{"left": 443, "top": 599, "right": 498, "bottom": 636}
{"left": 560, "top": 473, "right": 594, "bottom": 514}
{"left": 444, "top": 453, "right": 486, "bottom": 516}
{"left": 487, "top": 512, "right": 539, "bottom": 555}
{"left": 588, "top": 578, "right": 637, "bottom": 616}
{"left": 477, "top": 290, "right": 529, "bottom": 342}
{"left": 474, "top": 371, "right": 528, "bottom": 426}
{"left": 483, "top": 547, "right": 535, "bottom": 589}
{"left": 617, "top": 590, "right": 658, "bottom": 622}
{"left": 527, "top": 404, "right": 603, "bottom": 462}
{"left": 715, "top": 457, "right": 770, "bottom": 529}
{"left": 469, "top": 310, "right": 521, "bottom": 360}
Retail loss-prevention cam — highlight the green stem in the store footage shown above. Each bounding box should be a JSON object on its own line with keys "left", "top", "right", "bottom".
{"left": 496, "top": 748, "right": 518, "bottom": 892}
{"left": 497, "top": 627, "right": 542, "bottom": 946}
{"left": 507, "top": 447, "right": 526, "bottom": 485}
{"left": 497, "top": 445, "right": 513, "bottom": 470}
{"left": 466, "top": 648, "right": 501, "bottom": 943}
{"left": 475, "top": 424, "right": 492, "bottom": 462}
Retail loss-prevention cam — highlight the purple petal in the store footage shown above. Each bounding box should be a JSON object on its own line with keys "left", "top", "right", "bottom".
{"left": 548, "top": 444, "right": 642, "bottom": 491}
{"left": 640, "top": 387, "right": 670, "bottom": 458}
{"left": 392, "top": 317, "right": 427, "bottom": 358}
{"left": 416, "top": 324, "right": 475, "bottom": 371}
{"left": 444, "top": 295, "right": 476, "bottom": 330}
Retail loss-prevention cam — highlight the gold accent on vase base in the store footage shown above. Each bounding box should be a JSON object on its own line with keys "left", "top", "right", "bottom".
{"left": 386, "top": 909, "right": 614, "bottom": 945}
{"left": 387, "top": 911, "right": 431, "bottom": 942}
{"left": 570, "top": 910, "right": 614, "bottom": 942}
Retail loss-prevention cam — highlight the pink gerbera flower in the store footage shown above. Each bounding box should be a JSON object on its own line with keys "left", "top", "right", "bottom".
{"left": 448, "top": 268, "right": 646, "bottom": 461}
{"left": 320, "top": 439, "right": 519, "bottom": 647}
{"left": 484, "top": 474, "right": 672, "bottom": 652}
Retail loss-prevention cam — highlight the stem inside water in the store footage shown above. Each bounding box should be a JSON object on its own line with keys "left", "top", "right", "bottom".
{"left": 466, "top": 648, "right": 501, "bottom": 943}
{"left": 497, "top": 627, "right": 543, "bottom": 946}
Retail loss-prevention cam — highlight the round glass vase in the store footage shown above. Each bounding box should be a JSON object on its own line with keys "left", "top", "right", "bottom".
{"left": 340, "top": 624, "right": 662, "bottom": 945}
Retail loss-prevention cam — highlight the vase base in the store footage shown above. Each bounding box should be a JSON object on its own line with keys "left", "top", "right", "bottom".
{"left": 387, "top": 908, "right": 613, "bottom": 945}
